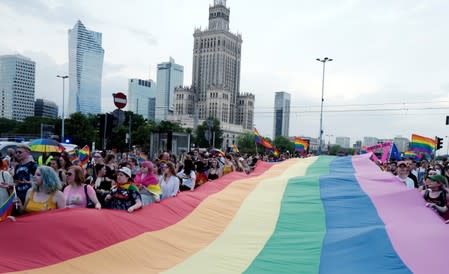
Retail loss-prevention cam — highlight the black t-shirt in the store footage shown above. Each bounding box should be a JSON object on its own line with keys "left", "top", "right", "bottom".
{"left": 14, "top": 161, "right": 37, "bottom": 204}
{"left": 108, "top": 185, "right": 141, "bottom": 211}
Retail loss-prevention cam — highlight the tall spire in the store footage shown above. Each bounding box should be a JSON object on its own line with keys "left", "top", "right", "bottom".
{"left": 209, "top": 0, "right": 230, "bottom": 31}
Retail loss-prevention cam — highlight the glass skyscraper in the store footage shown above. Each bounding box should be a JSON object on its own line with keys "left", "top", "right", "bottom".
{"left": 128, "top": 78, "right": 157, "bottom": 120}
{"left": 68, "top": 20, "right": 104, "bottom": 115}
{"left": 0, "top": 54, "right": 35, "bottom": 121}
{"left": 155, "top": 57, "right": 184, "bottom": 121}
{"left": 273, "top": 91, "right": 291, "bottom": 138}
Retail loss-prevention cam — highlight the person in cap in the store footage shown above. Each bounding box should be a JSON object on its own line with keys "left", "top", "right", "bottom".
{"left": 395, "top": 161, "right": 415, "bottom": 189}
{"left": 422, "top": 174, "right": 449, "bottom": 223}
{"left": 105, "top": 167, "right": 142, "bottom": 213}
{"left": 13, "top": 144, "right": 38, "bottom": 206}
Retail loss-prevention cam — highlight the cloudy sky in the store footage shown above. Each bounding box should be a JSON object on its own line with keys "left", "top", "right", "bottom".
{"left": 2, "top": 0, "right": 449, "bottom": 147}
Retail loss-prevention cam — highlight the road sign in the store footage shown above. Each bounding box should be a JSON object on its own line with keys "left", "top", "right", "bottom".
{"left": 113, "top": 92, "right": 127, "bottom": 109}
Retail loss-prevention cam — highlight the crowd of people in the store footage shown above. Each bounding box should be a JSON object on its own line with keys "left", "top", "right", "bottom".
{"left": 0, "top": 144, "right": 265, "bottom": 216}
{"left": 377, "top": 158, "right": 449, "bottom": 223}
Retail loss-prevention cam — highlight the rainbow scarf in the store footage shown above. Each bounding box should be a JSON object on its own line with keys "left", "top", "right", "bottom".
{"left": 1, "top": 155, "right": 446, "bottom": 273}
{"left": 117, "top": 183, "right": 139, "bottom": 192}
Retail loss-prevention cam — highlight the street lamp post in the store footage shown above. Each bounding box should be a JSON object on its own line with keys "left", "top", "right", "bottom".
{"left": 326, "top": 134, "right": 333, "bottom": 153}
{"left": 56, "top": 75, "right": 68, "bottom": 142}
{"left": 316, "top": 57, "right": 333, "bottom": 155}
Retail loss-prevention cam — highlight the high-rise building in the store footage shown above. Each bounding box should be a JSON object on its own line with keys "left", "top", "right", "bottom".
{"left": 363, "top": 136, "right": 379, "bottom": 147}
{"left": 191, "top": 0, "right": 243, "bottom": 124}
{"left": 155, "top": 58, "right": 183, "bottom": 121}
{"left": 128, "top": 78, "right": 157, "bottom": 120}
{"left": 35, "top": 98, "right": 58, "bottom": 118}
{"left": 0, "top": 54, "right": 35, "bottom": 121}
{"left": 172, "top": 0, "right": 255, "bottom": 149}
{"left": 336, "top": 136, "right": 351, "bottom": 148}
{"left": 68, "top": 20, "right": 104, "bottom": 116}
{"left": 273, "top": 91, "right": 291, "bottom": 137}
{"left": 394, "top": 136, "right": 410, "bottom": 152}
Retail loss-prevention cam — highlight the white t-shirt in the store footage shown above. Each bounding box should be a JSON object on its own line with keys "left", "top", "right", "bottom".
{"left": 160, "top": 175, "right": 180, "bottom": 200}
{"left": 396, "top": 176, "right": 415, "bottom": 189}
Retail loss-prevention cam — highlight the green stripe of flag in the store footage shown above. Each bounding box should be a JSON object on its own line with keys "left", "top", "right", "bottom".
{"left": 244, "top": 156, "right": 334, "bottom": 274}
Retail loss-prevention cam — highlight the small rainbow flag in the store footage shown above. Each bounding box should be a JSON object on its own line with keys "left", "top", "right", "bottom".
{"left": 78, "top": 145, "right": 90, "bottom": 166}
{"left": 295, "top": 137, "right": 309, "bottom": 152}
{"left": 67, "top": 149, "right": 79, "bottom": 164}
{"left": 273, "top": 148, "right": 280, "bottom": 157}
{"left": 410, "top": 134, "right": 436, "bottom": 155}
{"left": 403, "top": 150, "right": 416, "bottom": 158}
{"left": 0, "top": 189, "right": 16, "bottom": 222}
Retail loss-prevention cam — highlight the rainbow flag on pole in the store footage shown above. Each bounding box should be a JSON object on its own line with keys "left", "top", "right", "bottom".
{"left": 410, "top": 134, "right": 436, "bottom": 155}
{"left": 78, "top": 145, "right": 90, "bottom": 166}
{"left": 253, "top": 128, "right": 274, "bottom": 150}
{"left": 295, "top": 137, "right": 309, "bottom": 152}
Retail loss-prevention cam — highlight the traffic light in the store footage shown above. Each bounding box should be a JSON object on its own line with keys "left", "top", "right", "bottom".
{"left": 436, "top": 136, "right": 443, "bottom": 150}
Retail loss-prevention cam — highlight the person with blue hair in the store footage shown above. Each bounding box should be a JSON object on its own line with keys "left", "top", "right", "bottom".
{"left": 16, "top": 166, "right": 66, "bottom": 214}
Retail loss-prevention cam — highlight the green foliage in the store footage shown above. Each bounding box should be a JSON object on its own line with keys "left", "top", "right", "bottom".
{"left": 236, "top": 132, "right": 257, "bottom": 154}
{"left": 65, "top": 112, "right": 98, "bottom": 146}
{"left": 273, "top": 136, "right": 294, "bottom": 153}
{"left": 195, "top": 117, "right": 223, "bottom": 148}
{"left": 156, "top": 120, "right": 184, "bottom": 133}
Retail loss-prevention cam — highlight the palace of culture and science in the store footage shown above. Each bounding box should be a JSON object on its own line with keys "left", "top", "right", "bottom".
{"left": 171, "top": 0, "right": 255, "bottom": 148}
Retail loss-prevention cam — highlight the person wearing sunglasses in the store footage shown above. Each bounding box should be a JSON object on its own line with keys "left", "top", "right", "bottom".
{"left": 16, "top": 166, "right": 65, "bottom": 214}
{"left": 64, "top": 166, "right": 101, "bottom": 209}
{"left": 13, "top": 144, "right": 37, "bottom": 206}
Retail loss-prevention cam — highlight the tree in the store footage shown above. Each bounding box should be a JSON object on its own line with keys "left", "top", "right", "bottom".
{"left": 65, "top": 112, "right": 97, "bottom": 146}
{"left": 133, "top": 120, "right": 157, "bottom": 151}
{"left": 0, "top": 118, "right": 19, "bottom": 134}
{"left": 273, "top": 136, "right": 294, "bottom": 153}
{"left": 195, "top": 117, "right": 223, "bottom": 148}
{"left": 236, "top": 132, "right": 257, "bottom": 154}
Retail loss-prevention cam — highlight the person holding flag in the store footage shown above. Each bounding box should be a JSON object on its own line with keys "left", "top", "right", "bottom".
{"left": 0, "top": 170, "right": 15, "bottom": 221}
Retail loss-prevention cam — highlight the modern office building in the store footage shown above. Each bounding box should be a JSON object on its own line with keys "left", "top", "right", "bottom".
{"left": 155, "top": 58, "right": 183, "bottom": 121}
{"left": 394, "top": 136, "right": 410, "bottom": 152}
{"left": 363, "top": 136, "right": 379, "bottom": 147}
{"left": 273, "top": 91, "right": 291, "bottom": 138}
{"left": 68, "top": 20, "right": 104, "bottom": 115}
{"left": 172, "top": 0, "right": 255, "bottom": 148}
{"left": 128, "top": 78, "right": 157, "bottom": 120}
{"left": 336, "top": 136, "right": 351, "bottom": 149}
{"left": 0, "top": 54, "right": 35, "bottom": 121}
{"left": 35, "top": 98, "right": 58, "bottom": 118}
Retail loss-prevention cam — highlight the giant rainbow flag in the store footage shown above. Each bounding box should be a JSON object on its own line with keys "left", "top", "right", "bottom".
{"left": 0, "top": 155, "right": 447, "bottom": 273}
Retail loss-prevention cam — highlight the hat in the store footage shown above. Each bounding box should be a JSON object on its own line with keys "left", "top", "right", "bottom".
{"left": 118, "top": 167, "right": 132, "bottom": 178}
{"left": 428, "top": 175, "right": 447, "bottom": 185}
{"left": 16, "top": 143, "right": 31, "bottom": 152}
{"left": 397, "top": 161, "right": 407, "bottom": 167}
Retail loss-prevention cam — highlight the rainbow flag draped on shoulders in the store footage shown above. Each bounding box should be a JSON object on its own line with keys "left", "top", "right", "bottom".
{"left": 410, "top": 134, "right": 436, "bottom": 155}
{"left": 295, "top": 137, "right": 309, "bottom": 152}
